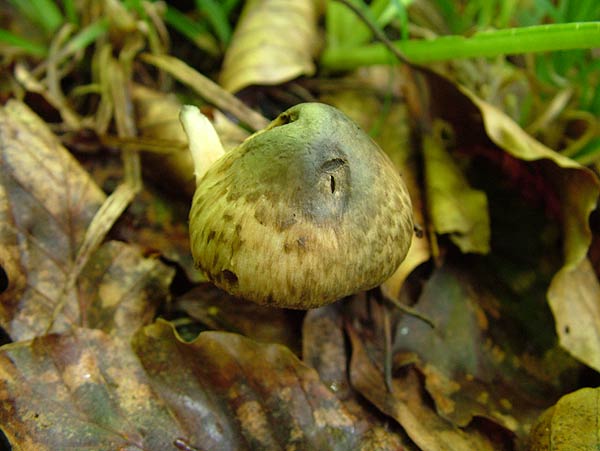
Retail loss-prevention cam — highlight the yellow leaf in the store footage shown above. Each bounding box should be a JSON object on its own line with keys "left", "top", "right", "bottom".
{"left": 219, "top": 0, "right": 319, "bottom": 92}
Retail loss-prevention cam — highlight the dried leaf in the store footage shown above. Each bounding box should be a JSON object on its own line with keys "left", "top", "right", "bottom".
{"left": 0, "top": 101, "right": 173, "bottom": 340}
{"left": 77, "top": 241, "right": 174, "bottom": 340}
{"left": 133, "top": 320, "right": 363, "bottom": 451}
{"left": 547, "top": 258, "right": 600, "bottom": 372}
{"left": 1, "top": 321, "right": 377, "bottom": 450}
{"left": 423, "top": 128, "right": 491, "bottom": 254}
{"left": 0, "top": 100, "right": 104, "bottom": 339}
{"left": 0, "top": 328, "right": 185, "bottom": 450}
{"left": 219, "top": 0, "right": 319, "bottom": 92}
{"left": 348, "top": 324, "right": 500, "bottom": 451}
{"left": 458, "top": 86, "right": 599, "bottom": 271}
{"left": 391, "top": 264, "right": 552, "bottom": 437}
{"left": 527, "top": 387, "right": 600, "bottom": 451}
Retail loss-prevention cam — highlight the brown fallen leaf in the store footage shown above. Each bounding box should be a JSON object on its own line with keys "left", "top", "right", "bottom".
{"left": 1, "top": 321, "right": 383, "bottom": 450}
{"left": 133, "top": 320, "right": 368, "bottom": 451}
{"left": 389, "top": 264, "right": 558, "bottom": 438}
{"left": 527, "top": 387, "right": 600, "bottom": 451}
{"left": 0, "top": 100, "right": 174, "bottom": 341}
{"left": 347, "top": 322, "right": 502, "bottom": 451}
{"left": 0, "top": 100, "right": 104, "bottom": 339}
{"left": 77, "top": 241, "right": 173, "bottom": 340}
{"left": 302, "top": 304, "right": 418, "bottom": 451}
{"left": 219, "top": 0, "right": 319, "bottom": 93}
{"left": 422, "top": 125, "right": 490, "bottom": 254}
{"left": 175, "top": 284, "right": 303, "bottom": 352}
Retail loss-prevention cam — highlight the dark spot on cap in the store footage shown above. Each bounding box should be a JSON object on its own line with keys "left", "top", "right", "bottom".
{"left": 223, "top": 213, "right": 233, "bottom": 222}
{"left": 222, "top": 270, "right": 238, "bottom": 287}
{"left": 0, "top": 265, "right": 8, "bottom": 293}
{"left": 206, "top": 230, "right": 216, "bottom": 244}
{"left": 245, "top": 191, "right": 260, "bottom": 203}
{"left": 277, "top": 216, "right": 297, "bottom": 231}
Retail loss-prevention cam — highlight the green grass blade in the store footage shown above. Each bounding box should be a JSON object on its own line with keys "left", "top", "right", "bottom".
{"left": 11, "top": 0, "right": 64, "bottom": 34}
{"left": 0, "top": 28, "right": 47, "bottom": 56}
{"left": 163, "top": 5, "right": 220, "bottom": 55}
{"left": 195, "top": 0, "right": 231, "bottom": 44}
{"left": 321, "top": 22, "right": 600, "bottom": 69}
{"left": 61, "top": 18, "right": 109, "bottom": 55}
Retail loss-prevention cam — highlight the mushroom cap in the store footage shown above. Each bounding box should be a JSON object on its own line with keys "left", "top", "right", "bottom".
{"left": 189, "top": 102, "right": 413, "bottom": 309}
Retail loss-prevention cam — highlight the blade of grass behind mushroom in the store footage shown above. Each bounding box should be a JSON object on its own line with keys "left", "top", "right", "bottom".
{"left": 140, "top": 53, "right": 269, "bottom": 131}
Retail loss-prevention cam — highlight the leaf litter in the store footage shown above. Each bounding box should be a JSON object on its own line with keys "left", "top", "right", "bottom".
{"left": 1, "top": 2, "right": 599, "bottom": 451}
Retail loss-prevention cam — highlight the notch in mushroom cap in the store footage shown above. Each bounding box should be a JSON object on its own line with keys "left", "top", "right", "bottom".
{"left": 181, "top": 102, "right": 414, "bottom": 309}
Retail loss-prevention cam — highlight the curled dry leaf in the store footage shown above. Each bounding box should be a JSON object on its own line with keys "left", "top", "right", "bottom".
{"left": 390, "top": 265, "right": 550, "bottom": 438}
{"left": 427, "top": 73, "right": 600, "bottom": 372}
{"left": 347, "top": 323, "right": 500, "bottom": 451}
{"left": 219, "top": 0, "right": 319, "bottom": 93}
{"left": 546, "top": 258, "right": 600, "bottom": 372}
{"left": 460, "top": 89, "right": 600, "bottom": 371}
{"left": 133, "top": 320, "right": 365, "bottom": 451}
{"left": 527, "top": 387, "right": 600, "bottom": 451}
{"left": 423, "top": 127, "right": 490, "bottom": 254}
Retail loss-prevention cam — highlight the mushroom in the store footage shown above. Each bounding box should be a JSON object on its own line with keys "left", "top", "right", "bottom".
{"left": 181, "top": 102, "right": 414, "bottom": 309}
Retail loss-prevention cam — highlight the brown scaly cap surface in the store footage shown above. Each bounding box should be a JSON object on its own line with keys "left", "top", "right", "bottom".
{"left": 189, "top": 102, "right": 413, "bottom": 309}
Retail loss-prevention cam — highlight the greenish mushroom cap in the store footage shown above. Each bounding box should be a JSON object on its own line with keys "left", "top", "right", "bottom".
{"left": 189, "top": 102, "right": 413, "bottom": 309}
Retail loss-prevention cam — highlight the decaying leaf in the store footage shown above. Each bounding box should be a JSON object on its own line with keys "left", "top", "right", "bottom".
{"left": 133, "top": 320, "right": 366, "bottom": 451}
{"left": 77, "top": 241, "right": 173, "bottom": 340}
{"left": 1, "top": 321, "right": 386, "bottom": 450}
{"left": 303, "top": 304, "right": 417, "bottom": 451}
{"left": 423, "top": 127, "right": 490, "bottom": 254}
{"left": 347, "top": 323, "right": 501, "bottom": 451}
{"left": 547, "top": 258, "right": 600, "bottom": 372}
{"left": 390, "top": 264, "right": 556, "bottom": 437}
{"left": 0, "top": 100, "right": 174, "bottom": 341}
{"left": 176, "top": 284, "right": 303, "bottom": 352}
{"left": 0, "top": 100, "right": 104, "bottom": 339}
{"left": 527, "top": 387, "right": 600, "bottom": 451}
{"left": 219, "top": 0, "right": 319, "bottom": 93}
{"left": 458, "top": 86, "right": 599, "bottom": 271}
{"left": 0, "top": 327, "right": 185, "bottom": 450}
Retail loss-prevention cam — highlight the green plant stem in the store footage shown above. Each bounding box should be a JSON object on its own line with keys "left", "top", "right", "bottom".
{"left": 321, "top": 22, "right": 600, "bottom": 70}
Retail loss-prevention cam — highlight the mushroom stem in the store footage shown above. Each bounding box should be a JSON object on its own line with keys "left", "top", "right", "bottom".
{"left": 179, "top": 105, "right": 225, "bottom": 184}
